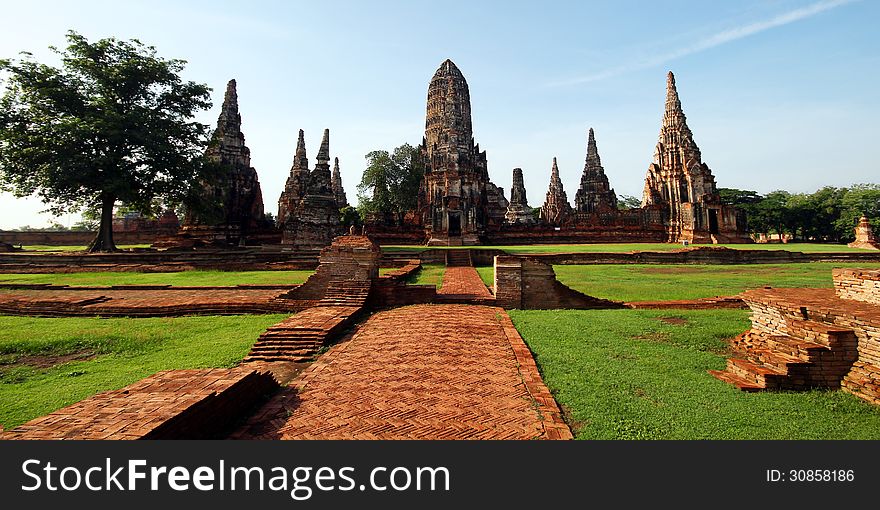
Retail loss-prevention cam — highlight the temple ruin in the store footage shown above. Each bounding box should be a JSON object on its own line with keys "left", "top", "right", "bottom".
{"left": 279, "top": 129, "right": 344, "bottom": 250}
{"left": 416, "top": 59, "right": 509, "bottom": 246}
{"left": 173, "top": 63, "right": 749, "bottom": 250}
{"left": 641, "top": 72, "right": 748, "bottom": 243}
{"left": 574, "top": 128, "right": 617, "bottom": 214}
{"left": 364, "top": 60, "right": 749, "bottom": 246}
{"left": 848, "top": 215, "right": 879, "bottom": 250}
{"left": 539, "top": 158, "right": 573, "bottom": 226}
{"left": 504, "top": 168, "right": 536, "bottom": 225}
{"left": 181, "top": 79, "right": 267, "bottom": 245}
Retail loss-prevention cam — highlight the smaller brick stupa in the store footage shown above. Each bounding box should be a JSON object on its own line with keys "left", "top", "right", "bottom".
{"left": 505, "top": 167, "right": 536, "bottom": 225}
{"left": 848, "top": 215, "right": 879, "bottom": 250}
{"left": 539, "top": 158, "right": 572, "bottom": 226}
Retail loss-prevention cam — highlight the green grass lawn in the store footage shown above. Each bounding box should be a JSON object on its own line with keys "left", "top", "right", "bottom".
{"left": 407, "top": 264, "right": 445, "bottom": 288}
{"left": 553, "top": 262, "right": 880, "bottom": 302}
{"left": 0, "top": 314, "right": 286, "bottom": 429}
{"left": 510, "top": 309, "right": 880, "bottom": 439}
{"left": 0, "top": 270, "right": 314, "bottom": 287}
{"left": 19, "top": 244, "right": 152, "bottom": 252}
{"left": 381, "top": 243, "right": 868, "bottom": 254}
{"left": 475, "top": 266, "right": 494, "bottom": 287}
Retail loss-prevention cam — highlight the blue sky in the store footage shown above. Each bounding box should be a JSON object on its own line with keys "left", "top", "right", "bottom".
{"left": 1, "top": 0, "right": 877, "bottom": 229}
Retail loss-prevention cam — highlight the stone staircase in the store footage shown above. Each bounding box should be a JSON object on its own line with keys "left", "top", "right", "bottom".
{"left": 446, "top": 249, "right": 472, "bottom": 267}
{"left": 709, "top": 319, "right": 859, "bottom": 391}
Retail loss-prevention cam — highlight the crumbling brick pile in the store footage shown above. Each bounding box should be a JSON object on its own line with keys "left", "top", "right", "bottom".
{"left": 711, "top": 268, "right": 880, "bottom": 405}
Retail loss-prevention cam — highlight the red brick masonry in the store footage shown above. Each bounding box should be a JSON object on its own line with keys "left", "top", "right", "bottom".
{"left": 0, "top": 368, "right": 279, "bottom": 439}
{"left": 232, "top": 305, "right": 572, "bottom": 440}
{"left": 711, "top": 268, "right": 880, "bottom": 405}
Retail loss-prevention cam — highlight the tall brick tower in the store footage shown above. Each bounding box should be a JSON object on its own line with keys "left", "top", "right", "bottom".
{"left": 183, "top": 79, "right": 265, "bottom": 244}
{"left": 417, "top": 59, "right": 507, "bottom": 245}
{"left": 642, "top": 72, "right": 748, "bottom": 243}
{"left": 574, "top": 128, "right": 617, "bottom": 214}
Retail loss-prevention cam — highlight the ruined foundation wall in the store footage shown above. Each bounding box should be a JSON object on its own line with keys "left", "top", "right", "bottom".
{"left": 494, "top": 256, "right": 623, "bottom": 310}
{"left": 834, "top": 268, "right": 880, "bottom": 306}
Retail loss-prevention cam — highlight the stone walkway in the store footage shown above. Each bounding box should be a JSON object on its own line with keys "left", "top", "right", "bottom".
{"left": 232, "top": 304, "right": 571, "bottom": 440}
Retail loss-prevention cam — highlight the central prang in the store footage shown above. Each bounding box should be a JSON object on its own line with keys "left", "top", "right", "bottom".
{"left": 417, "top": 59, "right": 508, "bottom": 246}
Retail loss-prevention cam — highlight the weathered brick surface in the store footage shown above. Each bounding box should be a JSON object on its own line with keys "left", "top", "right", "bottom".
{"left": 493, "top": 256, "right": 623, "bottom": 310}
{"left": 834, "top": 268, "right": 880, "bottom": 305}
{"left": 436, "top": 265, "right": 494, "bottom": 304}
{"left": 711, "top": 283, "right": 880, "bottom": 405}
{"left": 0, "top": 368, "right": 279, "bottom": 440}
{"left": 232, "top": 305, "right": 572, "bottom": 440}
{"left": 280, "top": 235, "right": 378, "bottom": 301}
{"left": 0, "top": 286, "right": 305, "bottom": 317}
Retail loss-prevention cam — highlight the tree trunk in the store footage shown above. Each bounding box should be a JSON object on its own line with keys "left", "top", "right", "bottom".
{"left": 87, "top": 194, "right": 117, "bottom": 253}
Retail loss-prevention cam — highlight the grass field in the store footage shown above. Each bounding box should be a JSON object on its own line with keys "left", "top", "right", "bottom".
{"left": 0, "top": 314, "right": 286, "bottom": 429}
{"left": 380, "top": 243, "right": 868, "bottom": 254}
{"left": 553, "top": 262, "right": 880, "bottom": 302}
{"left": 510, "top": 309, "right": 880, "bottom": 439}
{"left": 407, "top": 264, "right": 445, "bottom": 288}
{"left": 475, "top": 266, "right": 494, "bottom": 287}
{"left": 0, "top": 270, "right": 314, "bottom": 287}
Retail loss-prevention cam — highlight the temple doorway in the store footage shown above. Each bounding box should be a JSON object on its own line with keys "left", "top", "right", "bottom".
{"left": 448, "top": 212, "right": 461, "bottom": 236}
{"left": 708, "top": 209, "right": 719, "bottom": 234}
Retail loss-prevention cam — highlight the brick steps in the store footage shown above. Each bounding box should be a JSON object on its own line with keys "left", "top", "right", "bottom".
{"left": 445, "top": 250, "right": 472, "bottom": 267}
{"left": 244, "top": 278, "right": 371, "bottom": 363}
{"left": 711, "top": 323, "right": 859, "bottom": 392}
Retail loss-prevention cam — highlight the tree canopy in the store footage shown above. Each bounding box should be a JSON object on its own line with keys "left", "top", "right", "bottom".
{"left": 356, "top": 143, "right": 424, "bottom": 224}
{"left": 721, "top": 185, "right": 880, "bottom": 243}
{"left": 0, "top": 31, "right": 212, "bottom": 251}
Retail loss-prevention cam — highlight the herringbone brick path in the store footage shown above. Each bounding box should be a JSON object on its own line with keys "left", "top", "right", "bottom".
{"left": 437, "top": 266, "right": 493, "bottom": 301}
{"left": 232, "top": 304, "right": 571, "bottom": 440}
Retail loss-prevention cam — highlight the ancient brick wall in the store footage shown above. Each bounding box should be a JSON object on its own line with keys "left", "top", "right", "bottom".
{"left": 493, "top": 256, "right": 623, "bottom": 310}
{"left": 0, "top": 230, "right": 162, "bottom": 246}
{"left": 834, "top": 268, "right": 880, "bottom": 305}
{"left": 737, "top": 286, "right": 880, "bottom": 404}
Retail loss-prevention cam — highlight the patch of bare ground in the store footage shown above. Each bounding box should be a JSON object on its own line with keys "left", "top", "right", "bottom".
{"left": 1, "top": 350, "right": 96, "bottom": 369}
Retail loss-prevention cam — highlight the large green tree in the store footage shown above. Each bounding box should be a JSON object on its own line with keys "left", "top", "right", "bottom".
{"left": 357, "top": 143, "right": 424, "bottom": 224}
{"left": 0, "top": 31, "right": 212, "bottom": 251}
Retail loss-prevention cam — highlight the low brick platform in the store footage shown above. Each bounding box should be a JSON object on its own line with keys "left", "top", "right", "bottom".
{"left": 0, "top": 368, "right": 279, "bottom": 439}
{"left": 232, "top": 305, "right": 571, "bottom": 440}
{"left": 0, "top": 286, "right": 305, "bottom": 316}
{"left": 711, "top": 269, "right": 880, "bottom": 405}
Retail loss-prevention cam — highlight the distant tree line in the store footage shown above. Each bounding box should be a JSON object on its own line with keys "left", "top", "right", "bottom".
{"left": 719, "top": 184, "right": 880, "bottom": 243}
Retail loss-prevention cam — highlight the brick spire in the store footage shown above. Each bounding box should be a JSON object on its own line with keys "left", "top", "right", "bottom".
{"left": 539, "top": 157, "right": 572, "bottom": 225}
{"left": 332, "top": 157, "right": 348, "bottom": 207}
{"left": 575, "top": 128, "right": 617, "bottom": 213}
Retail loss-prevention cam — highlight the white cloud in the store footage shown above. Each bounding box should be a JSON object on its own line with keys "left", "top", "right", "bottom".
{"left": 550, "top": 0, "right": 856, "bottom": 86}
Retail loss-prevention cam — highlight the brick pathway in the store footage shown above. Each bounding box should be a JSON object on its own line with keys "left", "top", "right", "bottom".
{"left": 232, "top": 304, "right": 571, "bottom": 440}
{"left": 437, "top": 266, "right": 493, "bottom": 301}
